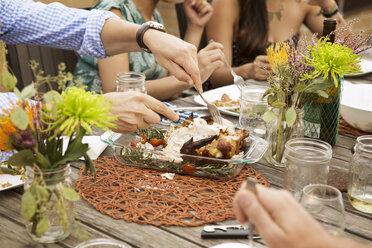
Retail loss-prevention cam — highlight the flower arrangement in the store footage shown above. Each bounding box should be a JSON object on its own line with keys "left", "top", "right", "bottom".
{"left": 263, "top": 27, "right": 368, "bottom": 166}
{"left": 0, "top": 42, "right": 117, "bottom": 242}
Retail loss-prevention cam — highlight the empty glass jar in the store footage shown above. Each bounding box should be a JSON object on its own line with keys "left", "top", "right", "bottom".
{"left": 283, "top": 138, "right": 332, "bottom": 200}
{"left": 116, "top": 72, "right": 146, "bottom": 93}
{"left": 348, "top": 135, "right": 372, "bottom": 213}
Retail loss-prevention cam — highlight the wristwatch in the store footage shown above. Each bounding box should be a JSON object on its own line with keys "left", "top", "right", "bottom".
{"left": 315, "top": 5, "right": 339, "bottom": 18}
{"left": 136, "top": 21, "right": 165, "bottom": 53}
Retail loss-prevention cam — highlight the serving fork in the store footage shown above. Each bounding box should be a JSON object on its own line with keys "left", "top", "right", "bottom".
{"left": 194, "top": 86, "right": 223, "bottom": 125}
{"left": 224, "top": 59, "right": 249, "bottom": 90}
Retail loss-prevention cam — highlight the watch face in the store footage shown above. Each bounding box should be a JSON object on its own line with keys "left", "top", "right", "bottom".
{"left": 147, "top": 21, "right": 164, "bottom": 31}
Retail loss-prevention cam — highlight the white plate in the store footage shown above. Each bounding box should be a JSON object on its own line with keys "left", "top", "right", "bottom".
{"left": 0, "top": 164, "right": 24, "bottom": 191}
{"left": 210, "top": 243, "right": 251, "bottom": 248}
{"left": 194, "top": 85, "right": 241, "bottom": 117}
{"left": 344, "top": 58, "right": 372, "bottom": 77}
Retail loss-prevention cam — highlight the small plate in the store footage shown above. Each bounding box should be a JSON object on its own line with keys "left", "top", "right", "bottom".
{"left": 194, "top": 85, "right": 240, "bottom": 117}
{"left": 344, "top": 58, "right": 372, "bottom": 77}
{"left": 210, "top": 243, "right": 251, "bottom": 248}
{"left": 0, "top": 164, "right": 24, "bottom": 191}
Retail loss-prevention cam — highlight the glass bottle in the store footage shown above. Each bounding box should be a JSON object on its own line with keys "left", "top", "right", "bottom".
{"left": 116, "top": 72, "right": 146, "bottom": 94}
{"left": 348, "top": 135, "right": 372, "bottom": 213}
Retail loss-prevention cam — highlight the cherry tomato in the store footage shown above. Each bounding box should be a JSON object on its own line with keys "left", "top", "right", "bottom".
{"left": 139, "top": 135, "right": 147, "bottom": 144}
{"left": 130, "top": 140, "right": 136, "bottom": 147}
{"left": 150, "top": 138, "right": 165, "bottom": 147}
{"left": 182, "top": 164, "right": 196, "bottom": 173}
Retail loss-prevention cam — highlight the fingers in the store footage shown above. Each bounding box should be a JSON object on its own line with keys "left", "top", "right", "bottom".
{"left": 202, "top": 41, "right": 224, "bottom": 51}
{"left": 234, "top": 185, "right": 284, "bottom": 238}
{"left": 256, "top": 185, "right": 318, "bottom": 233}
{"left": 142, "top": 95, "right": 179, "bottom": 122}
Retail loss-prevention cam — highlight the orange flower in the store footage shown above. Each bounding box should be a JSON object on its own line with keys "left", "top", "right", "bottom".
{"left": 0, "top": 101, "right": 35, "bottom": 150}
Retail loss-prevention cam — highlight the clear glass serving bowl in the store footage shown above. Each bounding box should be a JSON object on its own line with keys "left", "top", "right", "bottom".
{"left": 102, "top": 129, "right": 268, "bottom": 180}
{"left": 75, "top": 238, "right": 132, "bottom": 248}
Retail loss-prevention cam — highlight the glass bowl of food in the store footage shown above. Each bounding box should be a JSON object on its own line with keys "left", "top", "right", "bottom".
{"left": 102, "top": 116, "right": 268, "bottom": 180}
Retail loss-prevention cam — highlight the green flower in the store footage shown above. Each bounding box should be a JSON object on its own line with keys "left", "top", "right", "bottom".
{"left": 302, "top": 38, "right": 362, "bottom": 87}
{"left": 44, "top": 87, "right": 117, "bottom": 137}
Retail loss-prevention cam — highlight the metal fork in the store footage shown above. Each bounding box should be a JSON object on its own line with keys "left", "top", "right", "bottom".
{"left": 224, "top": 59, "right": 249, "bottom": 90}
{"left": 194, "top": 86, "right": 223, "bottom": 125}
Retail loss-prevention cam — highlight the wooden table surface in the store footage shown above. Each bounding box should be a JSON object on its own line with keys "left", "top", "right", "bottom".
{"left": 1, "top": 49, "right": 372, "bottom": 247}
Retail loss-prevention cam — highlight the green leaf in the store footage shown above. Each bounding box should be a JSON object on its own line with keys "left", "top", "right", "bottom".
{"left": 13, "top": 87, "right": 22, "bottom": 101}
{"left": 295, "top": 84, "right": 307, "bottom": 93}
{"left": 303, "top": 78, "right": 333, "bottom": 94}
{"left": 52, "top": 128, "right": 89, "bottom": 168}
{"left": 271, "top": 101, "right": 286, "bottom": 109}
{"left": 10, "top": 107, "right": 29, "bottom": 130}
{"left": 263, "top": 110, "right": 276, "bottom": 123}
{"left": 35, "top": 151, "right": 51, "bottom": 169}
{"left": 35, "top": 185, "right": 50, "bottom": 202}
{"left": 36, "top": 217, "right": 49, "bottom": 235}
{"left": 285, "top": 107, "right": 297, "bottom": 127}
{"left": 21, "top": 190, "right": 36, "bottom": 220}
{"left": 43, "top": 90, "right": 62, "bottom": 116}
{"left": 2, "top": 69, "right": 17, "bottom": 91}
{"left": 267, "top": 95, "right": 277, "bottom": 105}
{"left": 316, "top": 90, "right": 329, "bottom": 99}
{"left": 61, "top": 187, "right": 80, "bottom": 202}
{"left": 8, "top": 149, "right": 35, "bottom": 166}
{"left": 21, "top": 84, "right": 36, "bottom": 99}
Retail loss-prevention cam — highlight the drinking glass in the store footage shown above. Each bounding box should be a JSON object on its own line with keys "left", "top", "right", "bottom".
{"left": 239, "top": 85, "right": 268, "bottom": 138}
{"left": 283, "top": 138, "right": 332, "bottom": 200}
{"left": 348, "top": 135, "right": 372, "bottom": 213}
{"left": 300, "top": 184, "right": 345, "bottom": 236}
{"left": 75, "top": 238, "right": 131, "bottom": 248}
{"left": 116, "top": 72, "right": 146, "bottom": 94}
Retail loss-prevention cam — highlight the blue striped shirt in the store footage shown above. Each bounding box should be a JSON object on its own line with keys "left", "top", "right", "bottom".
{"left": 0, "top": 0, "right": 118, "bottom": 58}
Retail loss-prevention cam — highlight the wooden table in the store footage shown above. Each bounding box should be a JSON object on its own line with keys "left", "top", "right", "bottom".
{"left": 1, "top": 47, "right": 372, "bottom": 247}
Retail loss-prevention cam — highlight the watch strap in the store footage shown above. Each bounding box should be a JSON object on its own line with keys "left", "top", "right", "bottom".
{"left": 136, "top": 21, "right": 165, "bottom": 53}
{"left": 136, "top": 23, "right": 152, "bottom": 53}
{"left": 314, "top": 5, "right": 339, "bottom": 18}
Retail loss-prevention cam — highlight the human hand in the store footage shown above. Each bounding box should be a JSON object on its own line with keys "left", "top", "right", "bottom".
{"left": 104, "top": 91, "right": 179, "bottom": 133}
{"left": 233, "top": 184, "right": 335, "bottom": 248}
{"left": 248, "top": 55, "right": 270, "bottom": 81}
{"left": 144, "top": 29, "right": 203, "bottom": 92}
{"left": 197, "top": 42, "right": 224, "bottom": 83}
{"left": 184, "top": 0, "right": 213, "bottom": 28}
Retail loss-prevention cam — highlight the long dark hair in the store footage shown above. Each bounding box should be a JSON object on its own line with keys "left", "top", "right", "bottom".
{"left": 237, "top": 0, "right": 268, "bottom": 60}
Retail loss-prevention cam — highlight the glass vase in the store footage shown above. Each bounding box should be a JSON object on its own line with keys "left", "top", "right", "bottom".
{"left": 24, "top": 164, "right": 74, "bottom": 243}
{"left": 265, "top": 109, "right": 304, "bottom": 167}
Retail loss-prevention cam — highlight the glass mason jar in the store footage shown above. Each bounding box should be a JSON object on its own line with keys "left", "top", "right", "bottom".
{"left": 265, "top": 109, "right": 305, "bottom": 167}
{"left": 283, "top": 138, "right": 332, "bottom": 200}
{"left": 116, "top": 72, "right": 146, "bottom": 94}
{"left": 24, "top": 164, "right": 74, "bottom": 243}
{"left": 239, "top": 85, "right": 268, "bottom": 138}
{"left": 348, "top": 135, "right": 372, "bottom": 213}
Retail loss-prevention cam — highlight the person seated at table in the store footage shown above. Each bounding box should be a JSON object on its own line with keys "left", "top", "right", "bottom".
{"left": 74, "top": 0, "right": 224, "bottom": 100}
{"left": 2, "top": 0, "right": 204, "bottom": 134}
{"left": 233, "top": 183, "right": 372, "bottom": 248}
{"left": 206, "top": 0, "right": 346, "bottom": 88}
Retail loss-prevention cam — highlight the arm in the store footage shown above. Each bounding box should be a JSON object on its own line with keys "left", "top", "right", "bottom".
{"left": 233, "top": 184, "right": 372, "bottom": 248}
{"left": 0, "top": 0, "right": 202, "bottom": 92}
{"left": 183, "top": 0, "right": 213, "bottom": 48}
{"left": 304, "top": 0, "right": 347, "bottom": 35}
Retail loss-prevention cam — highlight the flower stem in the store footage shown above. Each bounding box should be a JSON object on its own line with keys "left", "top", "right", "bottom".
{"left": 275, "top": 109, "right": 284, "bottom": 163}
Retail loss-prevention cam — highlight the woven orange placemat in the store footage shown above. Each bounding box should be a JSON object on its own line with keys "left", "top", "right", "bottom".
{"left": 339, "top": 117, "right": 371, "bottom": 137}
{"left": 75, "top": 156, "right": 269, "bottom": 227}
